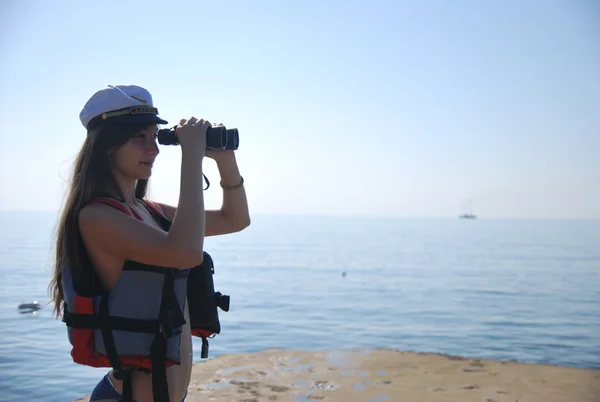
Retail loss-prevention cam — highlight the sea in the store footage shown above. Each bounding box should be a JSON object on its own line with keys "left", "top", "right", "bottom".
{"left": 0, "top": 211, "right": 599, "bottom": 402}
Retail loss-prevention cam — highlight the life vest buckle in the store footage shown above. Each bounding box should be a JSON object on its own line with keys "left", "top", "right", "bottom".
{"left": 158, "top": 321, "right": 178, "bottom": 339}
{"left": 215, "top": 292, "right": 230, "bottom": 312}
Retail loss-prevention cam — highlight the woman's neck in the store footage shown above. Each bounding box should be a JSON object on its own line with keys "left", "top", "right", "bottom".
{"left": 113, "top": 173, "right": 138, "bottom": 206}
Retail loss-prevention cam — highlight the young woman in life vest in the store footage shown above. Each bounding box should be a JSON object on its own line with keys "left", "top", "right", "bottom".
{"left": 47, "top": 85, "right": 250, "bottom": 402}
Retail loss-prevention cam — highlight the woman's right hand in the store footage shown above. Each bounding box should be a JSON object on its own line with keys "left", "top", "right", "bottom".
{"left": 176, "top": 117, "right": 210, "bottom": 154}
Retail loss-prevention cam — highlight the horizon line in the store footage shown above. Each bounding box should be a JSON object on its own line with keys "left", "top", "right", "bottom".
{"left": 0, "top": 210, "right": 598, "bottom": 221}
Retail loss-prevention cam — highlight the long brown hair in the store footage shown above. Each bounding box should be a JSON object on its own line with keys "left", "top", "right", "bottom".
{"left": 49, "top": 121, "right": 152, "bottom": 317}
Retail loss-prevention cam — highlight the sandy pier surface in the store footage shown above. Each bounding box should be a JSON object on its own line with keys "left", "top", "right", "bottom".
{"left": 73, "top": 348, "right": 600, "bottom": 402}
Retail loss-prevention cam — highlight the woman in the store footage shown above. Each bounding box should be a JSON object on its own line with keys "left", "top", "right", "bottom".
{"left": 48, "top": 85, "right": 250, "bottom": 402}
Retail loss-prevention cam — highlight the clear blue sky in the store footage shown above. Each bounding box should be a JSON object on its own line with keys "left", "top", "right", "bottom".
{"left": 1, "top": 0, "right": 598, "bottom": 218}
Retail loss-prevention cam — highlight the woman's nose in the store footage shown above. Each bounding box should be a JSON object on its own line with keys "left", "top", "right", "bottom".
{"left": 147, "top": 139, "right": 160, "bottom": 155}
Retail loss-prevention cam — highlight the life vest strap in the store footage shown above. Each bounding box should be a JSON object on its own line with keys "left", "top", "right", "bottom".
{"left": 122, "top": 262, "right": 189, "bottom": 278}
{"left": 201, "top": 337, "right": 209, "bottom": 358}
{"left": 90, "top": 197, "right": 142, "bottom": 220}
{"left": 148, "top": 266, "right": 177, "bottom": 402}
{"left": 139, "top": 199, "right": 173, "bottom": 231}
{"left": 99, "top": 295, "right": 124, "bottom": 375}
{"left": 63, "top": 310, "right": 181, "bottom": 335}
{"left": 140, "top": 199, "right": 165, "bottom": 219}
{"left": 121, "top": 370, "right": 133, "bottom": 402}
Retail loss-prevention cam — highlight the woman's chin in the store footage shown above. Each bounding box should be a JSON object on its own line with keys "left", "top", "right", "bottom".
{"left": 137, "top": 164, "right": 153, "bottom": 179}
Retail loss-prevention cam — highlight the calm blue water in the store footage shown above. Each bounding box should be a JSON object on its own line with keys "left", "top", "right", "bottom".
{"left": 0, "top": 212, "right": 599, "bottom": 402}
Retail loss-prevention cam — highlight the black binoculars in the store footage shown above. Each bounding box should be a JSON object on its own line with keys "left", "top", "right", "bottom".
{"left": 157, "top": 125, "right": 239, "bottom": 150}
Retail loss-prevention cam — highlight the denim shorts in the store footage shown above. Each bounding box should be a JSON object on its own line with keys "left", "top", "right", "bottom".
{"left": 89, "top": 373, "right": 187, "bottom": 402}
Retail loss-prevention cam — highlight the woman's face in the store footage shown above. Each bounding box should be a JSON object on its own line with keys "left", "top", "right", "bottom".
{"left": 110, "top": 125, "right": 160, "bottom": 180}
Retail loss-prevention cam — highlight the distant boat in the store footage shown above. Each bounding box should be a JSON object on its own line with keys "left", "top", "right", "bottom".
{"left": 459, "top": 214, "right": 477, "bottom": 219}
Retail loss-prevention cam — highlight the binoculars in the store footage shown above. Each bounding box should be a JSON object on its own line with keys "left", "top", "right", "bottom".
{"left": 157, "top": 125, "right": 239, "bottom": 150}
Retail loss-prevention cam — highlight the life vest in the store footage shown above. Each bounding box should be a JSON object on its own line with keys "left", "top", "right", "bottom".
{"left": 61, "top": 197, "right": 230, "bottom": 402}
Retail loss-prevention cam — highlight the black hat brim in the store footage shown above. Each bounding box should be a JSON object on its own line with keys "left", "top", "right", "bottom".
{"left": 106, "top": 114, "right": 169, "bottom": 126}
{"left": 87, "top": 113, "right": 169, "bottom": 130}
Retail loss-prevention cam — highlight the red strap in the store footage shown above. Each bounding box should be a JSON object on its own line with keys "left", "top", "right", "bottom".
{"left": 90, "top": 198, "right": 142, "bottom": 221}
{"left": 141, "top": 199, "right": 166, "bottom": 219}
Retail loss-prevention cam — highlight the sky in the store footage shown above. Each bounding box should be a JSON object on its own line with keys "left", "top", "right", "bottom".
{"left": 1, "top": 0, "right": 598, "bottom": 219}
